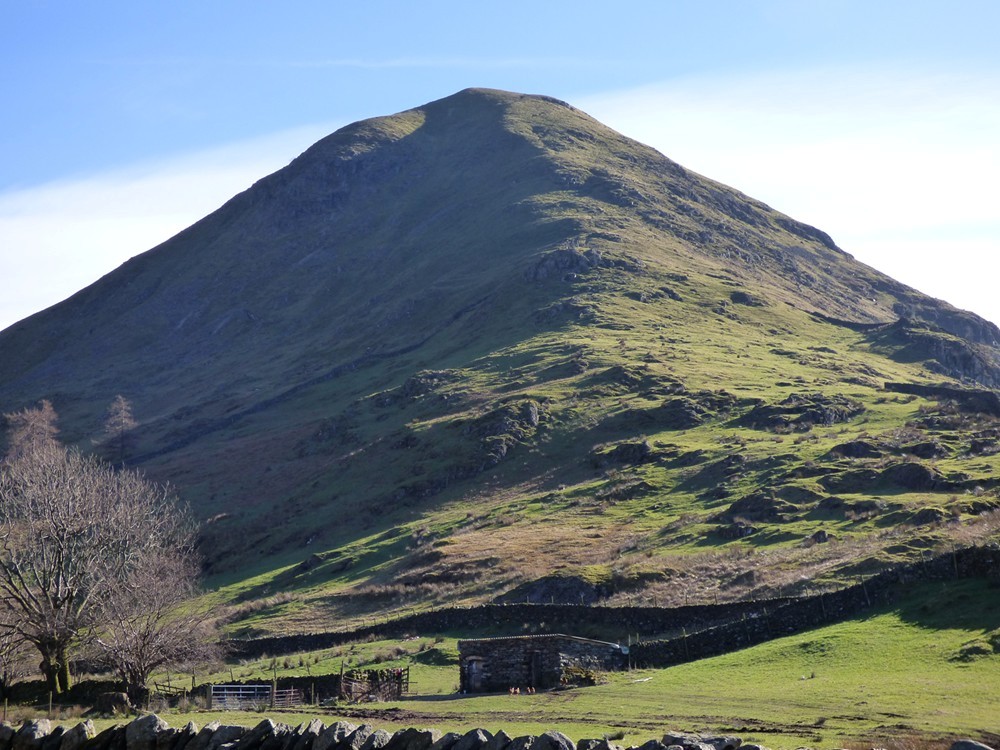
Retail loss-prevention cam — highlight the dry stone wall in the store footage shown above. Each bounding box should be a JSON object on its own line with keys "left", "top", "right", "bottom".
{"left": 632, "top": 544, "right": 1000, "bottom": 667}
{"left": 228, "top": 600, "right": 788, "bottom": 660}
{"left": 0, "top": 716, "right": 993, "bottom": 750}
{"left": 229, "top": 545, "right": 1000, "bottom": 668}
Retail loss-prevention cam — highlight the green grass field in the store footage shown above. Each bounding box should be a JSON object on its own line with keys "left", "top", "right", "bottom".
{"left": 114, "top": 578, "right": 998, "bottom": 750}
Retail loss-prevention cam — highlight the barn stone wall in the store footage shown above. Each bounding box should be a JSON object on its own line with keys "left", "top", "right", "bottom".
{"left": 458, "top": 635, "right": 625, "bottom": 693}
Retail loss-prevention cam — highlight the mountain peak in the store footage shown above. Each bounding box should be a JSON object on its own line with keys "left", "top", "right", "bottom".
{"left": 3, "top": 90, "right": 1000, "bottom": 610}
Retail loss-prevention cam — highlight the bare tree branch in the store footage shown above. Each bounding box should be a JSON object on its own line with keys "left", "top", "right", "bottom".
{"left": 95, "top": 549, "right": 218, "bottom": 705}
{"left": 0, "top": 436, "right": 197, "bottom": 694}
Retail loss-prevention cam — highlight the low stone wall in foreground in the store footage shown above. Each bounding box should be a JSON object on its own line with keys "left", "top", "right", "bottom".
{"left": 0, "top": 714, "right": 994, "bottom": 750}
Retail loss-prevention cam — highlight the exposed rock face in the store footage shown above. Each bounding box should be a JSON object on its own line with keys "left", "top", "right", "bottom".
{"left": 661, "top": 735, "right": 740, "bottom": 750}
{"left": 717, "top": 521, "right": 758, "bottom": 539}
{"left": 383, "top": 729, "right": 440, "bottom": 750}
{"left": 172, "top": 723, "right": 201, "bottom": 750}
{"left": 314, "top": 725, "right": 357, "bottom": 750}
{"left": 470, "top": 400, "right": 543, "bottom": 468}
{"left": 238, "top": 721, "right": 281, "bottom": 750}
{"left": 879, "top": 461, "right": 950, "bottom": 491}
{"left": 528, "top": 735, "right": 574, "bottom": 750}
{"left": 13, "top": 721, "right": 52, "bottom": 750}
{"left": 739, "top": 393, "right": 864, "bottom": 430}
{"left": 723, "top": 492, "right": 797, "bottom": 522}
{"left": 126, "top": 716, "right": 170, "bottom": 750}
{"left": 592, "top": 440, "right": 655, "bottom": 467}
{"left": 876, "top": 322, "right": 1000, "bottom": 387}
{"left": 206, "top": 726, "right": 247, "bottom": 750}
{"left": 427, "top": 735, "right": 463, "bottom": 750}
{"left": 885, "top": 381, "right": 1000, "bottom": 416}
{"left": 341, "top": 727, "right": 376, "bottom": 750}
{"left": 358, "top": 730, "right": 392, "bottom": 750}
{"left": 485, "top": 732, "right": 513, "bottom": 750}
{"left": 829, "top": 440, "right": 882, "bottom": 459}
{"left": 453, "top": 732, "right": 494, "bottom": 750}
{"left": 82, "top": 725, "right": 123, "bottom": 750}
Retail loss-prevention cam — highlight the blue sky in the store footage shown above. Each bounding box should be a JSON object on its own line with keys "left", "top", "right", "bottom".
{"left": 2, "top": 1, "right": 999, "bottom": 330}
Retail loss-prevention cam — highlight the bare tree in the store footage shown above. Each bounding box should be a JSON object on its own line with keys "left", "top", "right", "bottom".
{"left": 0, "top": 612, "right": 32, "bottom": 701}
{"left": 103, "top": 395, "right": 137, "bottom": 465}
{"left": 3, "top": 400, "right": 59, "bottom": 457}
{"left": 95, "top": 547, "right": 218, "bottom": 705}
{"left": 0, "top": 440, "right": 193, "bottom": 694}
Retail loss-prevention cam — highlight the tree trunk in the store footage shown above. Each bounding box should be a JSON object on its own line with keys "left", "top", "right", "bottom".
{"left": 37, "top": 641, "right": 70, "bottom": 694}
{"left": 57, "top": 652, "right": 71, "bottom": 693}
{"left": 39, "top": 654, "right": 59, "bottom": 694}
{"left": 124, "top": 665, "right": 149, "bottom": 709}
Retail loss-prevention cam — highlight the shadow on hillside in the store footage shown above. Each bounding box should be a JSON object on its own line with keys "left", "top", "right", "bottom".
{"left": 893, "top": 577, "right": 1000, "bottom": 632}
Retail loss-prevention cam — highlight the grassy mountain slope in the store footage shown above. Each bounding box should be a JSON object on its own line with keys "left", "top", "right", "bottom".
{"left": 2, "top": 88, "right": 999, "bottom": 634}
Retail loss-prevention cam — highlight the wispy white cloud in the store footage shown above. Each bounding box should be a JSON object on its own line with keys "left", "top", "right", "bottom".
{"left": 577, "top": 64, "right": 1000, "bottom": 323}
{"left": 0, "top": 123, "right": 335, "bottom": 332}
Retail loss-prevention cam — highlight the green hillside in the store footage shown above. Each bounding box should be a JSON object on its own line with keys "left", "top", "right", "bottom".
{"left": 151, "top": 577, "right": 1000, "bottom": 749}
{"left": 1, "top": 88, "right": 999, "bottom": 636}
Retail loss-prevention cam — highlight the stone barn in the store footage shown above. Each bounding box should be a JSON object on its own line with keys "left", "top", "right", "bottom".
{"left": 458, "top": 633, "right": 626, "bottom": 693}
